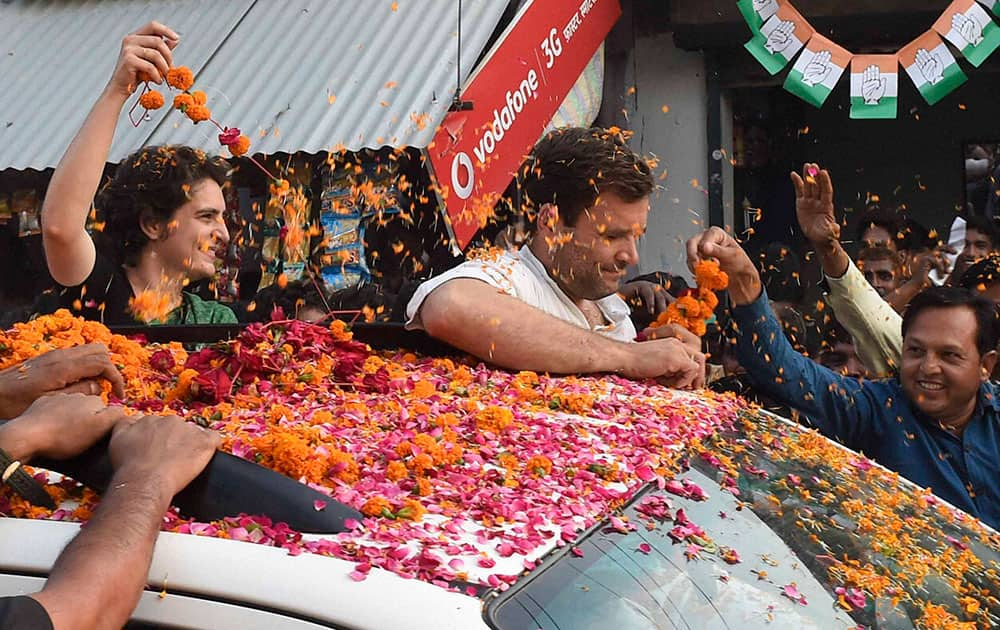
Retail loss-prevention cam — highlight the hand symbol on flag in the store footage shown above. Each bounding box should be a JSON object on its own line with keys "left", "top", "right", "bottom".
{"left": 862, "top": 65, "right": 887, "bottom": 105}
{"left": 764, "top": 20, "right": 795, "bottom": 54}
{"left": 953, "top": 13, "right": 985, "bottom": 46}
{"left": 915, "top": 48, "right": 944, "bottom": 84}
{"left": 801, "top": 50, "right": 832, "bottom": 87}
{"left": 752, "top": 0, "right": 773, "bottom": 11}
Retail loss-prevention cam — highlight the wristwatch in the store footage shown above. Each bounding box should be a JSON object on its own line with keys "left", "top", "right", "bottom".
{"left": 0, "top": 447, "right": 56, "bottom": 509}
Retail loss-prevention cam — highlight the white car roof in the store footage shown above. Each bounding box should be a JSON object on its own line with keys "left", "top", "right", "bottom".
{"left": 0, "top": 518, "right": 488, "bottom": 630}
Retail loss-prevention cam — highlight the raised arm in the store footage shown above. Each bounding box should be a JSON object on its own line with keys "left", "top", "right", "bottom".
{"left": 792, "top": 163, "right": 902, "bottom": 375}
{"left": 416, "top": 278, "right": 703, "bottom": 387}
{"left": 29, "top": 415, "right": 219, "bottom": 630}
{"left": 41, "top": 22, "right": 178, "bottom": 286}
{"left": 687, "top": 227, "right": 879, "bottom": 449}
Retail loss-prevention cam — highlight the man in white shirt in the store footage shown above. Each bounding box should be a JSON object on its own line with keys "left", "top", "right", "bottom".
{"left": 407, "top": 127, "right": 704, "bottom": 388}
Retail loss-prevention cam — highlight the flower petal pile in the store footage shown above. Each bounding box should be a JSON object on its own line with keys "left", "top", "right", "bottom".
{"left": 0, "top": 311, "right": 745, "bottom": 588}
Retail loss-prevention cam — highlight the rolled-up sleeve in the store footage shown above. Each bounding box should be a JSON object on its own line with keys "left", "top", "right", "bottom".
{"left": 824, "top": 260, "right": 902, "bottom": 376}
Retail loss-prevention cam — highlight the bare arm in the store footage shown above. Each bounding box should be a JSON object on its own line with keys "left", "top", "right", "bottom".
{"left": 418, "top": 279, "right": 703, "bottom": 386}
{"left": 41, "top": 22, "right": 178, "bottom": 286}
{"left": 30, "top": 415, "right": 219, "bottom": 630}
{"left": 30, "top": 467, "right": 172, "bottom": 630}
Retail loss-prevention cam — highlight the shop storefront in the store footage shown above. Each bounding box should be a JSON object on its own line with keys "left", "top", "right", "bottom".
{"left": 0, "top": 0, "right": 621, "bottom": 317}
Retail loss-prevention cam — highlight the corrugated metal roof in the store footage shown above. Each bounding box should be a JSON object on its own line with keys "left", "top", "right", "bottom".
{"left": 0, "top": 0, "right": 511, "bottom": 171}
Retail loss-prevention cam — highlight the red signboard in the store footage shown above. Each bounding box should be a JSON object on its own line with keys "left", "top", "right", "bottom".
{"left": 425, "top": 0, "right": 622, "bottom": 251}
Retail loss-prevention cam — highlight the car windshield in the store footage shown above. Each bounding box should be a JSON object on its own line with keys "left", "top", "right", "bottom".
{"left": 486, "top": 408, "right": 1000, "bottom": 629}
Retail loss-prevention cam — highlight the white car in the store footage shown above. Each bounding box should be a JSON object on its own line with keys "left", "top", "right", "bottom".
{"left": 2, "top": 322, "right": 997, "bottom": 629}
{"left": 3, "top": 404, "right": 996, "bottom": 629}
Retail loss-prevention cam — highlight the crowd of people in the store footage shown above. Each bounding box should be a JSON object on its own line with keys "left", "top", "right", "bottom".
{"left": 4, "top": 19, "right": 1000, "bottom": 627}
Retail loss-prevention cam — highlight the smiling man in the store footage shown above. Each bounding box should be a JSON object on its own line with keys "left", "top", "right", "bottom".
{"left": 406, "top": 127, "right": 704, "bottom": 388}
{"left": 687, "top": 226, "right": 1000, "bottom": 529}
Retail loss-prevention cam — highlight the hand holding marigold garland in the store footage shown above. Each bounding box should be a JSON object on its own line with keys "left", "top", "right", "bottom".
{"left": 649, "top": 260, "right": 728, "bottom": 337}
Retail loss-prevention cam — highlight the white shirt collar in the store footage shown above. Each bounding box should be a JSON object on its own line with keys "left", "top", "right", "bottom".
{"left": 517, "top": 245, "right": 633, "bottom": 331}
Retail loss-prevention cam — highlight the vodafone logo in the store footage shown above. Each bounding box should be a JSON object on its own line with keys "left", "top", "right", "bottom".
{"left": 451, "top": 152, "right": 474, "bottom": 200}
{"left": 448, "top": 68, "right": 540, "bottom": 202}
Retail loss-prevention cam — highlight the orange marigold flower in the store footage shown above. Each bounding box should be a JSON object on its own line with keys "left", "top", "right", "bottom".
{"left": 173, "top": 93, "right": 194, "bottom": 111}
{"left": 361, "top": 496, "right": 392, "bottom": 518}
{"left": 526, "top": 454, "right": 553, "bottom": 477}
{"left": 694, "top": 259, "right": 729, "bottom": 291}
{"left": 165, "top": 66, "right": 194, "bottom": 91}
{"left": 228, "top": 135, "right": 251, "bottom": 158}
{"left": 497, "top": 452, "right": 519, "bottom": 470}
{"left": 263, "top": 431, "right": 328, "bottom": 484}
{"left": 397, "top": 498, "right": 426, "bottom": 522}
{"left": 450, "top": 365, "right": 474, "bottom": 387}
{"left": 166, "top": 368, "right": 199, "bottom": 403}
{"left": 139, "top": 90, "right": 164, "bottom": 110}
{"left": 191, "top": 90, "right": 207, "bottom": 105}
{"left": 386, "top": 460, "right": 408, "bottom": 481}
{"left": 269, "top": 179, "right": 291, "bottom": 197}
{"left": 407, "top": 452, "right": 435, "bottom": 476}
{"left": 675, "top": 295, "right": 701, "bottom": 318}
{"left": 411, "top": 379, "right": 437, "bottom": 398}
{"left": 688, "top": 318, "right": 707, "bottom": 337}
{"left": 699, "top": 287, "right": 719, "bottom": 310}
{"left": 475, "top": 406, "right": 514, "bottom": 434}
{"left": 185, "top": 104, "right": 211, "bottom": 123}
{"left": 415, "top": 477, "right": 432, "bottom": 496}
{"left": 328, "top": 449, "right": 359, "bottom": 484}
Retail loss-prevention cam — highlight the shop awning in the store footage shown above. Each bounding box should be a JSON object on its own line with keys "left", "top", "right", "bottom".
{"left": 0, "top": 0, "right": 513, "bottom": 172}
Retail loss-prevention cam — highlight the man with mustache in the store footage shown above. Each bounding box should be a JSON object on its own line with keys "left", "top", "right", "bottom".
{"left": 407, "top": 127, "right": 704, "bottom": 388}
{"left": 688, "top": 225, "right": 1000, "bottom": 530}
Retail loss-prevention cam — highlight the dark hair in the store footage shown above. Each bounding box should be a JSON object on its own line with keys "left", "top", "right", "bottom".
{"left": 519, "top": 127, "right": 654, "bottom": 229}
{"left": 902, "top": 286, "right": 1000, "bottom": 357}
{"left": 245, "top": 277, "right": 329, "bottom": 323}
{"left": 855, "top": 208, "right": 903, "bottom": 246}
{"left": 819, "top": 317, "right": 853, "bottom": 350}
{"left": 758, "top": 242, "right": 804, "bottom": 304}
{"left": 897, "top": 218, "right": 938, "bottom": 253}
{"left": 773, "top": 302, "right": 809, "bottom": 355}
{"left": 328, "top": 283, "right": 394, "bottom": 322}
{"left": 96, "top": 145, "right": 230, "bottom": 266}
{"left": 857, "top": 245, "right": 899, "bottom": 266}
{"left": 959, "top": 254, "right": 1000, "bottom": 291}
{"left": 964, "top": 215, "right": 1000, "bottom": 249}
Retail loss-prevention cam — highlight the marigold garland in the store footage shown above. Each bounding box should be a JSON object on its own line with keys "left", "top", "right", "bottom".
{"left": 651, "top": 259, "right": 729, "bottom": 337}
{"left": 133, "top": 64, "right": 262, "bottom": 167}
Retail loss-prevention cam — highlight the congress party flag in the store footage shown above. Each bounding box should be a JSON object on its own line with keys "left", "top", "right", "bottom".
{"left": 849, "top": 55, "right": 899, "bottom": 119}
{"left": 744, "top": 3, "right": 815, "bottom": 75}
{"left": 975, "top": 0, "right": 1000, "bottom": 18}
{"left": 899, "top": 31, "right": 967, "bottom": 105}
{"left": 934, "top": 0, "right": 1000, "bottom": 67}
{"left": 737, "top": 0, "right": 779, "bottom": 34}
{"left": 783, "top": 34, "right": 851, "bottom": 108}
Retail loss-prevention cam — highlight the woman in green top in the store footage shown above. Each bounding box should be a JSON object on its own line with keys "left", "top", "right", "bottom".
{"left": 41, "top": 21, "right": 236, "bottom": 326}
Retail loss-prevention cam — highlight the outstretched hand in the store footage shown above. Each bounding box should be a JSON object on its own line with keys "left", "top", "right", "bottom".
{"left": 791, "top": 163, "right": 838, "bottom": 247}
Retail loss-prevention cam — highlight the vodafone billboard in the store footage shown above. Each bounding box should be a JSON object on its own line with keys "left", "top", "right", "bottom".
{"left": 425, "top": 0, "right": 622, "bottom": 251}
